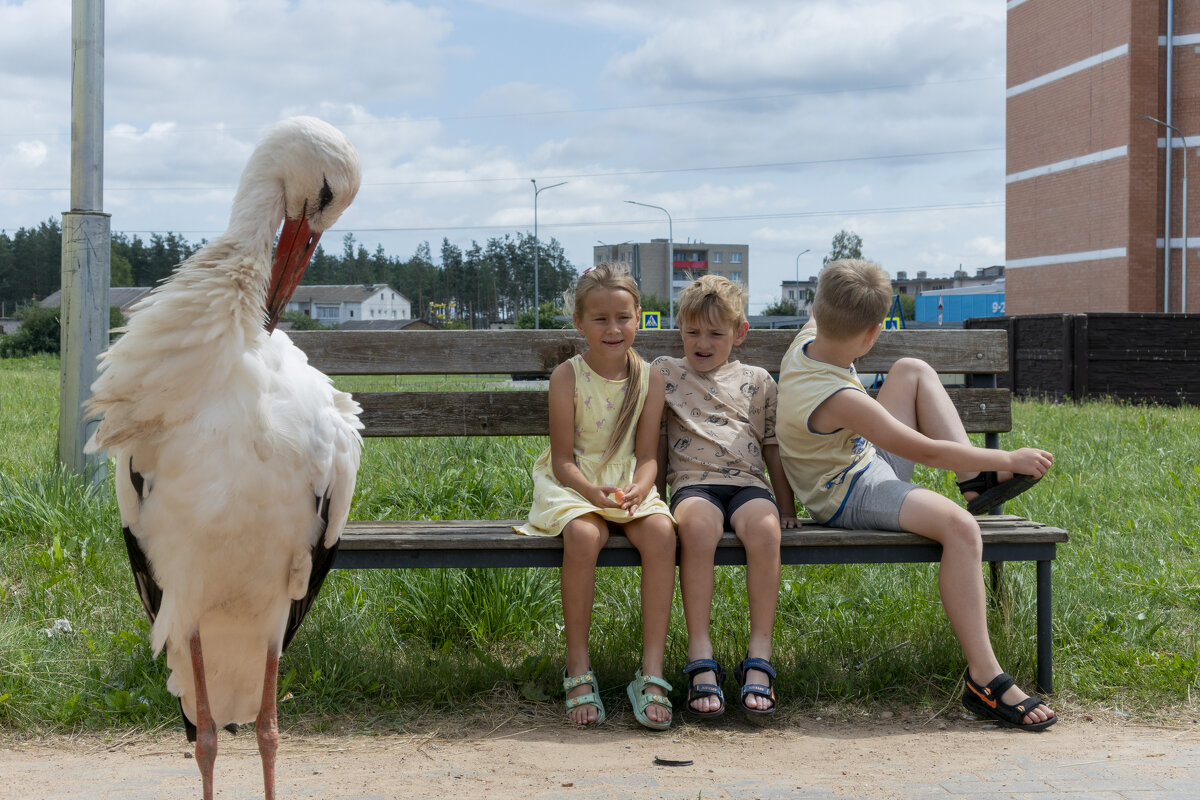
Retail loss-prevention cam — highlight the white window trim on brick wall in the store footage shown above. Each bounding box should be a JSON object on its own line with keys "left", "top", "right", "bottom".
{"left": 1007, "top": 248, "right": 1127, "bottom": 270}
{"left": 1157, "top": 136, "right": 1197, "bottom": 149}
{"left": 1005, "top": 146, "right": 1127, "bottom": 184}
{"left": 1156, "top": 237, "right": 1200, "bottom": 249}
{"left": 1159, "top": 34, "right": 1200, "bottom": 47}
{"left": 1006, "top": 44, "right": 1128, "bottom": 98}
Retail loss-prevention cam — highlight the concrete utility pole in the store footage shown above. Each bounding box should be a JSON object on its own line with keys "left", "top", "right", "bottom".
{"left": 59, "top": 0, "right": 111, "bottom": 481}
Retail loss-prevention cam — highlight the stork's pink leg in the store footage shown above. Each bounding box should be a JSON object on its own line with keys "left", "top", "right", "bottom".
{"left": 256, "top": 649, "right": 281, "bottom": 800}
{"left": 189, "top": 633, "right": 218, "bottom": 800}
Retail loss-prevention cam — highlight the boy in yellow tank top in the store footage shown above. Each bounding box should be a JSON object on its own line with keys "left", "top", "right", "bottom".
{"left": 775, "top": 259, "right": 1057, "bottom": 731}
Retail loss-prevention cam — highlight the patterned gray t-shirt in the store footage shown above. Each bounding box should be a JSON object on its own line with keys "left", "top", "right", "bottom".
{"left": 653, "top": 356, "right": 778, "bottom": 493}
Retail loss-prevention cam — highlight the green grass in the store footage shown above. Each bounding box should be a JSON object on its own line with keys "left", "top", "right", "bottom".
{"left": 1, "top": 355, "right": 1198, "bottom": 734}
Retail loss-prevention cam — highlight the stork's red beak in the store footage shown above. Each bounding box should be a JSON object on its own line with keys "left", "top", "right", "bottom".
{"left": 265, "top": 213, "right": 321, "bottom": 333}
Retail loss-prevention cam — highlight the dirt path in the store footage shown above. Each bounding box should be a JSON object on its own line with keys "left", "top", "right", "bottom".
{"left": 5, "top": 711, "right": 1200, "bottom": 800}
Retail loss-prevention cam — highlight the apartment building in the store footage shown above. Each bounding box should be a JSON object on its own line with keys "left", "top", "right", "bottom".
{"left": 593, "top": 240, "right": 750, "bottom": 318}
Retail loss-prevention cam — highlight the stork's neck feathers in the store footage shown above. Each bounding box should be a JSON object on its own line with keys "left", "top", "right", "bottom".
{"left": 224, "top": 173, "right": 289, "bottom": 263}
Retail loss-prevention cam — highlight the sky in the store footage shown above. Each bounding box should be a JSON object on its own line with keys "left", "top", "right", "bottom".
{"left": 0, "top": 0, "right": 1008, "bottom": 313}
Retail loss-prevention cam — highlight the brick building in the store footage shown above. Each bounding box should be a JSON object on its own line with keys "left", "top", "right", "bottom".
{"left": 1006, "top": 0, "right": 1198, "bottom": 314}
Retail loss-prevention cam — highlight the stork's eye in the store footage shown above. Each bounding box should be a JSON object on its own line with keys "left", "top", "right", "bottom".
{"left": 318, "top": 178, "right": 334, "bottom": 211}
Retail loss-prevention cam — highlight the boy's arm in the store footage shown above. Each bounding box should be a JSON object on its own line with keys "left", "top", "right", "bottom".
{"left": 763, "top": 444, "right": 799, "bottom": 529}
{"left": 656, "top": 431, "right": 669, "bottom": 499}
{"left": 812, "top": 389, "right": 1053, "bottom": 478}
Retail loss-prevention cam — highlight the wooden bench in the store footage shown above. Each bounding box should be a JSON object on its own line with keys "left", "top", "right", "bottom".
{"left": 290, "top": 328, "right": 1069, "bottom": 693}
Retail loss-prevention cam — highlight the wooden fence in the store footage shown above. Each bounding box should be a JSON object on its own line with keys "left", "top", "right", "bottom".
{"left": 964, "top": 313, "right": 1200, "bottom": 405}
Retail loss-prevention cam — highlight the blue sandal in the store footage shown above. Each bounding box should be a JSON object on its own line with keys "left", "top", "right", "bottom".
{"left": 563, "top": 668, "right": 606, "bottom": 725}
{"left": 626, "top": 669, "right": 673, "bottom": 730}
{"left": 735, "top": 656, "right": 777, "bottom": 718}
{"left": 681, "top": 658, "right": 726, "bottom": 720}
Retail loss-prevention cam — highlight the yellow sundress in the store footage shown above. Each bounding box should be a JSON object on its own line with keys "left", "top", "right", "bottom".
{"left": 517, "top": 354, "right": 673, "bottom": 536}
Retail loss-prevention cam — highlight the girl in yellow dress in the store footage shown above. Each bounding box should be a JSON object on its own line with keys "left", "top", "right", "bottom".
{"left": 517, "top": 263, "right": 677, "bottom": 730}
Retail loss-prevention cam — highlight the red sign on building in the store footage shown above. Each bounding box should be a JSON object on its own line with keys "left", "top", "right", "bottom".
{"left": 673, "top": 260, "right": 708, "bottom": 271}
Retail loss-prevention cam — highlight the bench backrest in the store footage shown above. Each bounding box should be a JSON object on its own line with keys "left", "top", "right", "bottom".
{"left": 288, "top": 328, "right": 1011, "bottom": 438}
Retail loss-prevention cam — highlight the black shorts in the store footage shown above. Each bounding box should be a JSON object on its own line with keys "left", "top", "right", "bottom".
{"left": 669, "top": 484, "right": 778, "bottom": 530}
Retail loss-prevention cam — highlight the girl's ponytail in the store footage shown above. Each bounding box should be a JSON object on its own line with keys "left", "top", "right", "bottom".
{"left": 599, "top": 346, "right": 644, "bottom": 468}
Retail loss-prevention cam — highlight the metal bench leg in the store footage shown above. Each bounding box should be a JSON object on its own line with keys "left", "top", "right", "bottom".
{"left": 1036, "top": 559, "right": 1053, "bottom": 694}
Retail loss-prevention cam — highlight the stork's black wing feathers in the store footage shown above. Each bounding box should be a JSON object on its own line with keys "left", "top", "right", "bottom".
{"left": 122, "top": 525, "right": 164, "bottom": 623}
{"left": 121, "top": 462, "right": 163, "bottom": 623}
{"left": 281, "top": 494, "right": 340, "bottom": 651}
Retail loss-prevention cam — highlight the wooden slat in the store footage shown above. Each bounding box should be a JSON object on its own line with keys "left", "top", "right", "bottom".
{"left": 338, "top": 517, "right": 1069, "bottom": 553}
{"left": 290, "top": 328, "right": 1009, "bottom": 376}
{"left": 352, "top": 386, "right": 1008, "bottom": 436}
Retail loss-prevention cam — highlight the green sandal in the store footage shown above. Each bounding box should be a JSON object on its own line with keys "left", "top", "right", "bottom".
{"left": 626, "top": 669, "right": 673, "bottom": 730}
{"left": 563, "top": 668, "right": 606, "bottom": 725}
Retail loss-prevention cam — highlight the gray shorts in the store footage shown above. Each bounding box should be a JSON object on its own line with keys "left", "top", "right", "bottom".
{"left": 828, "top": 450, "right": 916, "bottom": 531}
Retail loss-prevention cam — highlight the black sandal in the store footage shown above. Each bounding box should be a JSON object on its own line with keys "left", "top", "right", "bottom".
{"left": 957, "top": 471, "right": 1040, "bottom": 515}
{"left": 734, "top": 656, "right": 777, "bottom": 718}
{"left": 963, "top": 672, "right": 1056, "bottom": 731}
{"left": 681, "top": 658, "right": 726, "bottom": 719}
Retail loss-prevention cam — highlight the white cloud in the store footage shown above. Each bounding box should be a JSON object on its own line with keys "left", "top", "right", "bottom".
{"left": 0, "top": 0, "right": 1009, "bottom": 310}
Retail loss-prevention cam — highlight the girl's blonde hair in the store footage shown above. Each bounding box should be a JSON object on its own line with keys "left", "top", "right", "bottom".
{"left": 813, "top": 259, "right": 893, "bottom": 340}
{"left": 572, "top": 263, "right": 644, "bottom": 467}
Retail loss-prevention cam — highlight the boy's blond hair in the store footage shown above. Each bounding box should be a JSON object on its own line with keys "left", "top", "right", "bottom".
{"left": 676, "top": 274, "right": 747, "bottom": 330}
{"left": 813, "top": 259, "right": 892, "bottom": 340}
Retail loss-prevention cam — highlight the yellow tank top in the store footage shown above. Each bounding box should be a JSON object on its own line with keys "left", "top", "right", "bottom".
{"left": 775, "top": 328, "right": 877, "bottom": 523}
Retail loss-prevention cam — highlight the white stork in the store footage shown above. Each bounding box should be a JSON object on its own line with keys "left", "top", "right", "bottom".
{"left": 84, "top": 116, "right": 363, "bottom": 800}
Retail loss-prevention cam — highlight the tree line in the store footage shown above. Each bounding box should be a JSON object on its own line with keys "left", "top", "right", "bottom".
{"left": 0, "top": 219, "right": 578, "bottom": 328}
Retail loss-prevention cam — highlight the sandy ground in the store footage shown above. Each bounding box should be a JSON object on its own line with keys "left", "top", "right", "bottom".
{"left": 4, "top": 710, "right": 1200, "bottom": 800}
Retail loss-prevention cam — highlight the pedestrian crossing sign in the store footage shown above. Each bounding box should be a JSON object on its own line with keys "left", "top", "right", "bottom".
{"left": 642, "top": 312, "right": 661, "bottom": 330}
{"left": 881, "top": 295, "right": 905, "bottom": 330}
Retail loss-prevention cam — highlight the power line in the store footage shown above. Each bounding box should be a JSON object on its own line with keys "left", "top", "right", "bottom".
{"left": 0, "top": 74, "right": 1004, "bottom": 139}
{"left": 1, "top": 145, "right": 1003, "bottom": 193}
{"left": 94, "top": 199, "right": 1005, "bottom": 238}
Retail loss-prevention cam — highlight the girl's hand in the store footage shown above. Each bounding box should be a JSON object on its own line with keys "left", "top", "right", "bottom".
{"left": 614, "top": 483, "right": 642, "bottom": 513}
{"left": 780, "top": 514, "right": 801, "bottom": 530}
{"left": 589, "top": 484, "right": 622, "bottom": 509}
{"left": 1009, "top": 448, "right": 1053, "bottom": 479}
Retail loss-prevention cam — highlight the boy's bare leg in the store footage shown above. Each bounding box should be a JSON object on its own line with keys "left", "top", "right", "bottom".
{"left": 874, "top": 357, "right": 1012, "bottom": 492}
{"left": 625, "top": 513, "right": 678, "bottom": 725}
{"left": 730, "top": 498, "right": 782, "bottom": 711}
{"left": 561, "top": 514, "right": 608, "bottom": 725}
{"left": 897, "top": 488, "right": 1054, "bottom": 726}
{"left": 675, "top": 497, "right": 726, "bottom": 714}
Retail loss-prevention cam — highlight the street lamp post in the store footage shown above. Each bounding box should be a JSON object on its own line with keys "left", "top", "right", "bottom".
{"left": 625, "top": 200, "right": 674, "bottom": 325}
{"left": 794, "top": 248, "right": 811, "bottom": 318}
{"left": 532, "top": 179, "right": 566, "bottom": 328}
{"left": 1142, "top": 115, "right": 1188, "bottom": 313}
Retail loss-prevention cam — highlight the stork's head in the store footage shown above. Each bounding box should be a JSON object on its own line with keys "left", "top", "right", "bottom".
{"left": 244, "top": 116, "right": 362, "bottom": 332}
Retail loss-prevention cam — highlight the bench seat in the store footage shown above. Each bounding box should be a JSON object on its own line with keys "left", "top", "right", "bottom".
{"left": 291, "top": 327, "right": 1068, "bottom": 693}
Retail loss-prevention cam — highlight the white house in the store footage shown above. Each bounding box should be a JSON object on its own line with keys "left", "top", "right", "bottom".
{"left": 286, "top": 284, "right": 411, "bottom": 326}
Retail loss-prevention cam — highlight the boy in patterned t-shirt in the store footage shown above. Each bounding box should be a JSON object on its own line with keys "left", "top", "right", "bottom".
{"left": 653, "top": 275, "right": 797, "bottom": 720}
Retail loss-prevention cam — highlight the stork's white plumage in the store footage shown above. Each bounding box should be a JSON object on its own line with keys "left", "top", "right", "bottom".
{"left": 85, "top": 116, "right": 363, "bottom": 800}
